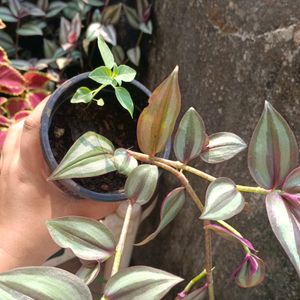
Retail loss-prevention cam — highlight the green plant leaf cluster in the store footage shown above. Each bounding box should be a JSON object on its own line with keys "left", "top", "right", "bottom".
{"left": 71, "top": 37, "right": 136, "bottom": 117}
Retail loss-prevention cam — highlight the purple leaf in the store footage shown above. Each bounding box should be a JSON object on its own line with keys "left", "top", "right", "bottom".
{"left": 174, "top": 107, "right": 206, "bottom": 163}
{"left": 200, "top": 132, "right": 246, "bottom": 164}
{"left": 205, "top": 224, "right": 256, "bottom": 251}
{"left": 182, "top": 284, "right": 207, "bottom": 300}
{"left": 282, "top": 166, "right": 300, "bottom": 194}
{"left": 200, "top": 177, "right": 245, "bottom": 220}
{"left": 248, "top": 101, "right": 298, "bottom": 189}
{"left": 233, "top": 254, "right": 265, "bottom": 288}
{"left": 103, "top": 266, "right": 183, "bottom": 300}
{"left": 136, "top": 187, "right": 186, "bottom": 246}
{"left": 266, "top": 192, "right": 300, "bottom": 277}
{"left": 124, "top": 164, "right": 158, "bottom": 205}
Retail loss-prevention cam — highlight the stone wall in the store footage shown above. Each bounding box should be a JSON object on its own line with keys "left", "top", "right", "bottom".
{"left": 133, "top": 1, "right": 300, "bottom": 299}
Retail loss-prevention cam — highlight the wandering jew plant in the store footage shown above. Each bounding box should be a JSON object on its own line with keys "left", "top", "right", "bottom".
{"left": 0, "top": 67, "right": 299, "bottom": 299}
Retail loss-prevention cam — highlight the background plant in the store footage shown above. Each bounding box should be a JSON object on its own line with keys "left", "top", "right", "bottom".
{"left": 0, "top": 0, "right": 152, "bottom": 81}
{"left": 0, "top": 67, "right": 299, "bottom": 299}
{"left": 0, "top": 46, "right": 54, "bottom": 150}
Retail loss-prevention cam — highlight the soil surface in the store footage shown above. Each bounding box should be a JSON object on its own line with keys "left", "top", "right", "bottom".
{"left": 49, "top": 85, "right": 147, "bottom": 193}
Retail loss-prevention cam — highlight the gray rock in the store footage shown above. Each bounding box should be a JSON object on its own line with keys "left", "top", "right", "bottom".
{"left": 132, "top": 0, "right": 300, "bottom": 299}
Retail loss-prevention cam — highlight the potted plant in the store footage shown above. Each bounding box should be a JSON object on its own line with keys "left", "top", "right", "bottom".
{"left": 40, "top": 37, "right": 170, "bottom": 202}
{"left": 0, "top": 61, "right": 299, "bottom": 299}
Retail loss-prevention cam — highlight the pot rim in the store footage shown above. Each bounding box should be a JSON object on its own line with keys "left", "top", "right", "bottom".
{"left": 40, "top": 72, "right": 171, "bottom": 202}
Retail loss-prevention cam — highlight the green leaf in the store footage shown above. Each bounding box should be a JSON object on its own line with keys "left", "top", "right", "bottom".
{"left": 76, "top": 261, "right": 101, "bottom": 285}
{"left": 49, "top": 131, "right": 116, "bottom": 180}
{"left": 0, "top": 7, "right": 18, "bottom": 22}
{"left": 200, "top": 177, "right": 245, "bottom": 220}
{"left": 114, "top": 148, "right": 138, "bottom": 176}
{"left": 200, "top": 132, "right": 247, "bottom": 164}
{"left": 174, "top": 107, "right": 206, "bottom": 163}
{"left": 136, "top": 187, "right": 185, "bottom": 246}
{"left": 17, "top": 23, "right": 43, "bottom": 36}
{"left": 137, "top": 66, "right": 181, "bottom": 155}
{"left": 115, "top": 65, "right": 136, "bottom": 82}
{"left": 248, "top": 101, "right": 298, "bottom": 189}
{"left": 89, "top": 66, "right": 113, "bottom": 85}
{"left": 46, "top": 1, "right": 66, "bottom": 18}
{"left": 71, "top": 87, "right": 94, "bottom": 104}
{"left": 125, "top": 164, "right": 158, "bottom": 205}
{"left": 0, "top": 267, "right": 92, "bottom": 300}
{"left": 47, "top": 217, "right": 116, "bottom": 261}
{"left": 103, "top": 266, "right": 183, "bottom": 300}
{"left": 114, "top": 86, "right": 134, "bottom": 117}
{"left": 98, "top": 36, "right": 115, "bottom": 68}
{"left": 96, "top": 98, "right": 104, "bottom": 106}
{"left": 127, "top": 47, "right": 140, "bottom": 66}
{"left": 266, "top": 192, "right": 300, "bottom": 277}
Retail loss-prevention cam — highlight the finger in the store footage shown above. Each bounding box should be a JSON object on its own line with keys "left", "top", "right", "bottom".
{"left": 19, "top": 98, "right": 49, "bottom": 167}
{"left": 1, "top": 121, "right": 23, "bottom": 168}
{"left": 21, "top": 97, "right": 49, "bottom": 146}
{"left": 70, "top": 199, "right": 121, "bottom": 220}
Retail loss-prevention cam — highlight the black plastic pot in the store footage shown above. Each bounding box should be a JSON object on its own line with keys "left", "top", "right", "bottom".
{"left": 40, "top": 72, "right": 171, "bottom": 202}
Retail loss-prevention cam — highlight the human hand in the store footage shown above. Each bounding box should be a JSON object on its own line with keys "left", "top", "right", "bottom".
{"left": 0, "top": 98, "right": 120, "bottom": 271}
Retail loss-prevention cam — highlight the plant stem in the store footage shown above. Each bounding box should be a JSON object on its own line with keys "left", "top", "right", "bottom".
{"left": 111, "top": 201, "right": 133, "bottom": 277}
{"left": 92, "top": 84, "right": 107, "bottom": 97}
{"left": 127, "top": 150, "right": 270, "bottom": 195}
{"left": 204, "top": 220, "right": 215, "bottom": 300}
{"left": 127, "top": 150, "right": 251, "bottom": 249}
{"left": 183, "top": 269, "right": 207, "bottom": 294}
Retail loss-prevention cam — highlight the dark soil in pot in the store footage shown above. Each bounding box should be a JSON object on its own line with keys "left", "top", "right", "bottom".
{"left": 48, "top": 80, "right": 148, "bottom": 194}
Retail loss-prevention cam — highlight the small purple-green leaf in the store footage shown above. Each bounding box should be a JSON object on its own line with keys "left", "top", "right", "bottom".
{"left": 233, "top": 254, "right": 265, "bottom": 288}
{"left": 47, "top": 217, "right": 116, "bottom": 262}
{"left": 205, "top": 224, "right": 255, "bottom": 251}
{"left": 282, "top": 166, "right": 300, "bottom": 194}
{"left": 266, "top": 192, "right": 300, "bottom": 277}
{"left": 103, "top": 266, "right": 183, "bottom": 300}
{"left": 49, "top": 131, "right": 116, "bottom": 180}
{"left": 125, "top": 164, "right": 158, "bottom": 205}
{"left": 76, "top": 261, "right": 101, "bottom": 285}
{"left": 200, "top": 132, "right": 246, "bottom": 164}
{"left": 200, "top": 178, "right": 245, "bottom": 220}
{"left": 136, "top": 187, "right": 186, "bottom": 246}
{"left": 127, "top": 46, "right": 140, "bottom": 66}
{"left": 8, "top": 0, "right": 22, "bottom": 18}
{"left": 17, "top": 23, "right": 43, "bottom": 36}
{"left": 248, "top": 101, "right": 298, "bottom": 189}
{"left": 174, "top": 107, "right": 206, "bottom": 163}
{"left": 113, "top": 148, "right": 138, "bottom": 176}
{"left": 182, "top": 285, "right": 207, "bottom": 300}
{"left": 0, "top": 266, "right": 92, "bottom": 299}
